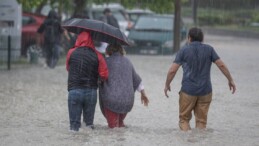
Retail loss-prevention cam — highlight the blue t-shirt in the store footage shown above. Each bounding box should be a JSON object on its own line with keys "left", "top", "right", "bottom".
{"left": 174, "top": 41, "right": 220, "bottom": 96}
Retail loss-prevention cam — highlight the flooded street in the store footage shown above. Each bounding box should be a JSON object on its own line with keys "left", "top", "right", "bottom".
{"left": 0, "top": 34, "right": 259, "bottom": 146}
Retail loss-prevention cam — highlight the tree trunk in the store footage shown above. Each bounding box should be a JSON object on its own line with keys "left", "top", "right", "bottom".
{"left": 58, "top": 0, "right": 63, "bottom": 19}
{"left": 192, "top": 0, "right": 199, "bottom": 26}
{"left": 73, "top": 0, "right": 87, "bottom": 17}
{"left": 173, "top": 0, "right": 181, "bottom": 53}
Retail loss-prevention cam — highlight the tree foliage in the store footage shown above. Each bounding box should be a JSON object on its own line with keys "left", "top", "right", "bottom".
{"left": 173, "top": 0, "right": 181, "bottom": 52}
{"left": 17, "top": 0, "right": 73, "bottom": 15}
{"left": 17, "top": 0, "right": 46, "bottom": 12}
{"left": 123, "top": 0, "right": 174, "bottom": 14}
{"left": 17, "top": 0, "right": 188, "bottom": 14}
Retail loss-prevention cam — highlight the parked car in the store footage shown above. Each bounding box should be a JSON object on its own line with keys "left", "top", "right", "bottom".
{"left": 21, "top": 12, "right": 45, "bottom": 57}
{"left": 126, "top": 14, "right": 187, "bottom": 55}
{"left": 86, "top": 3, "right": 131, "bottom": 36}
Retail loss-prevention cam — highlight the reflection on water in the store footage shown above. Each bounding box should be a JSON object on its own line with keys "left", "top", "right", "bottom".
{"left": 65, "top": 124, "right": 216, "bottom": 145}
{"left": 175, "top": 128, "right": 214, "bottom": 143}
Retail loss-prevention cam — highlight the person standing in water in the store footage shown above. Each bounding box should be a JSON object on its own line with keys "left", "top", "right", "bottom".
{"left": 66, "top": 31, "right": 108, "bottom": 131}
{"left": 164, "top": 27, "right": 236, "bottom": 131}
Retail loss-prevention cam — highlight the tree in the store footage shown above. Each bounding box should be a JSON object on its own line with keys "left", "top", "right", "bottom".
{"left": 17, "top": 0, "right": 73, "bottom": 16}
{"left": 192, "top": 0, "right": 198, "bottom": 26}
{"left": 17, "top": 0, "right": 46, "bottom": 13}
{"left": 73, "top": 0, "right": 88, "bottom": 17}
{"left": 173, "top": 0, "right": 181, "bottom": 53}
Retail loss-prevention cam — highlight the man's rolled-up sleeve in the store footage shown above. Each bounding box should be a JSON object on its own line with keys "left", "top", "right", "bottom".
{"left": 173, "top": 49, "right": 184, "bottom": 65}
{"left": 211, "top": 48, "right": 220, "bottom": 62}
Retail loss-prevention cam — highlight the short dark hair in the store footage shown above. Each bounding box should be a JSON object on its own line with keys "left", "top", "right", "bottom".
{"left": 188, "top": 27, "right": 204, "bottom": 42}
{"left": 106, "top": 44, "right": 125, "bottom": 56}
{"left": 103, "top": 8, "right": 111, "bottom": 14}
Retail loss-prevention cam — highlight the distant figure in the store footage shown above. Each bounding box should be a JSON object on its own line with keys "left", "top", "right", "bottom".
{"left": 37, "top": 10, "right": 67, "bottom": 68}
{"left": 99, "top": 44, "right": 149, "bottom": 128}
{"left": 96, "top": 8, "right": 120, "bottom": 54}
{"left": 164, "top": 27, "right": 236, "bottom": 131}
{"left": 101, "top": 8, "right": 120, "bottom": 28}
{"left": 66, "top": 31, "right": 108, "bottom": 131}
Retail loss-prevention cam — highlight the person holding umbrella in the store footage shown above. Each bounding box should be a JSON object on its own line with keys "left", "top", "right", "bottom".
{"left": 99, "top": 44, "right": 149, "bottom": 128}
{"left": 63, "top": 18, "right": 130, "bottom": 130}
{"left": 66, "top": 31, "right": 108, "bottom": 131}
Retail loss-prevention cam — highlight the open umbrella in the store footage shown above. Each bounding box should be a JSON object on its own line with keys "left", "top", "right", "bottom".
{"left": 62, "top": 18, "right": 130, "bottom": 46}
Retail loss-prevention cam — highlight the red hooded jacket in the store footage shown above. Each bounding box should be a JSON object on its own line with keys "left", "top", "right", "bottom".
{"left": 66, "top": 31, "right": 108, "bottom": 81}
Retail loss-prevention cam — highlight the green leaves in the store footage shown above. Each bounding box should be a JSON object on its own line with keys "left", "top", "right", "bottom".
{"left": 17, "top": 0, "right": 45, "bottom": 12}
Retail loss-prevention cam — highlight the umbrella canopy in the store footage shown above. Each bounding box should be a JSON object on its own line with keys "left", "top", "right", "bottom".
{"left": 62, "top": 18, "right": 130, "bottom": 46}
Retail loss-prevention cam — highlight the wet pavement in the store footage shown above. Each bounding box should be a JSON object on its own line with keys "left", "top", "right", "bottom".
{"left": 0, "top": 34, "right": 259, "bottom": 146}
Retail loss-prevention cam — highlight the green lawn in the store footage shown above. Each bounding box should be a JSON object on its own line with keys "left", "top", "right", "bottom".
{"left": 182, "top": 7, "right": 259, "bottom": 33}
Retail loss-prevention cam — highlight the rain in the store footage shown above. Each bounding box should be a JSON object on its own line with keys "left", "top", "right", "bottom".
{"left": 0, "top": 0, "right": 259, "bottom": 146}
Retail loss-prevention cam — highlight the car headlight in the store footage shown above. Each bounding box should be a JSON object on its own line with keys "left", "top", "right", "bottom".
{"left": 162, "top": 40, "right": 173, "bottom": 48}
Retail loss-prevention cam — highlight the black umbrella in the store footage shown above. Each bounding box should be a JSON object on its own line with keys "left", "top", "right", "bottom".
{"left": 62, "top": 18, "right": 130, "bottom": 46}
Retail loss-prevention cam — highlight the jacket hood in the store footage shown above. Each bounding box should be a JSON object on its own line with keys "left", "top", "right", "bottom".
{"left": 74, "top": 31, "right": 95, "bottom": 49}
{"left": 66, "top": 31, "right": 95, "bottom": 71}
{"left": 47, "top": 10, "right": 59, "bottom": 19}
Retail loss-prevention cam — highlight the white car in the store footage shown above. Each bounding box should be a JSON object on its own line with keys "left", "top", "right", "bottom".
{"left": 86, "top": 3, "right": 131, "bottom": 36}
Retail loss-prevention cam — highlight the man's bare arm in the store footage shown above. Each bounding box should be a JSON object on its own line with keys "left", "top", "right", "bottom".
{"left": 215, "top": 59, "right": 236, "bottom": 94}
{"left": 164, "top": 63, "right": 181, "bottom": 97}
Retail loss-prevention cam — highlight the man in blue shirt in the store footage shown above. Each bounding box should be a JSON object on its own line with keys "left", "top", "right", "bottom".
{"left": 164, "top": 27, "right": 236, "bottom": 131}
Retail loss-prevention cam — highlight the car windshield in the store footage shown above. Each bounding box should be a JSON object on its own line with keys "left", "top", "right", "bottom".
{"left": 134, "top": 16, "right": 173, "bottom": 30}
{"left": 22, "top": 16, "right": 35, "bottom": 26}
{"left": 92, "top": 11, "right": 104, "bottom": 20}
{"left": 129, "top": 14, "right": 139, "bottom": 22}
{"left": 113, "top": 12, "right": 126, "bottom": 21}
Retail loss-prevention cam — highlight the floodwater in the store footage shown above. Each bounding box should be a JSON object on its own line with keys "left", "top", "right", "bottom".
{"left": 0, "top": 34, "right": 259, "bottom": 146}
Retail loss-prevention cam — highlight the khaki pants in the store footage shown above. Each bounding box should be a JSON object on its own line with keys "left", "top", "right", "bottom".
{"left": 179, "top": 91, "right": 212, "bottom": 131}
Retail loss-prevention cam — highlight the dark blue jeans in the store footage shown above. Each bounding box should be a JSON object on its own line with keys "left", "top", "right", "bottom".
{"left": 68, "top": 88, "right": 97, "bottom": 131}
